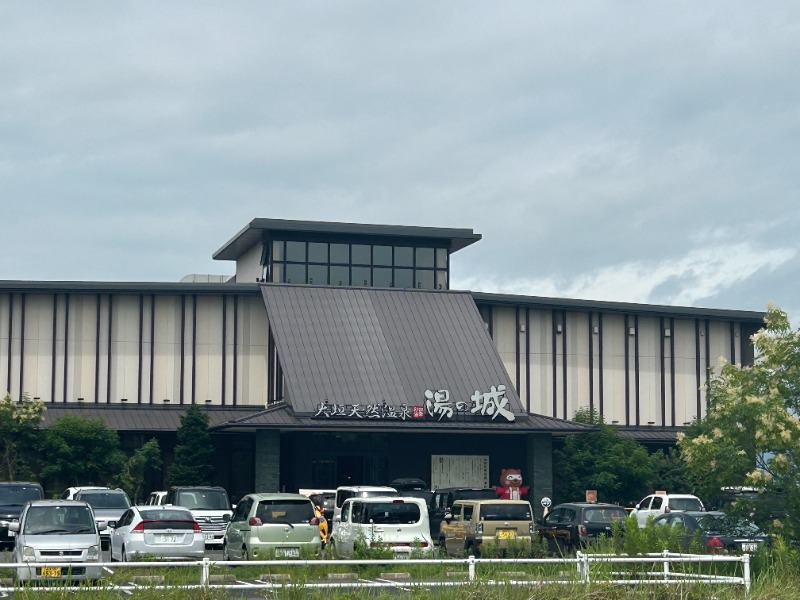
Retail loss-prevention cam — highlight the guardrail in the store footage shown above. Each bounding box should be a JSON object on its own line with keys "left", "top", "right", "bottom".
{"left": 0, "top": 551, "right": 751, "bottom": 593}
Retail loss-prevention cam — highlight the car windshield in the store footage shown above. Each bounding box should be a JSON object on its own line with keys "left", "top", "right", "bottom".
{"left": 139, "top": 509, "right": 194, "bottom": 521}
{"left": 23, "top": 505, "right": 96, "bottom": 535}
{"left": 256, "top": 500, "right": 314, "bottom": 524}
{"left": 696, "top": 514, "right": 762, "bottom": 536}
{"left": 584, "top": 507, "right": 627, "bottom": 523}
{"left": 0, "top": 485, "right": 42, "bottom": 506}
{"left": 79, "top": 491, "right": 131, "bottom": 509}
{"left": 669, "top": 498, "right": 703, "bottom": 511}
{"left": 480, "top": 504, "right": 532, "bottom": 521}
{"left": 356, "top": 502, "right": 421, "bottom": 525}
{"left": 178, "top": 490, "right": 230, "bottom": 510}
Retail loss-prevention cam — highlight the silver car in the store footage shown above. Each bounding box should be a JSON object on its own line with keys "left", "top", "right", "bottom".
{"left": 74, "top": 489, "right": 131, "bottom": 548}
{"left": 9, "top": 499, "right": 104, "bottom": 583}
{"left": 110, "top": 505, "right": 204, "bottom": 561}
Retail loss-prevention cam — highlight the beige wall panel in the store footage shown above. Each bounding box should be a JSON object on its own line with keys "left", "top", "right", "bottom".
{"left": 493, "top": 307, "right": 516, "bottom": 354}
{"left": 528, "top": 310, "right": 553, "bottom": 417}
{"left": 236, "top": 244, "right": 262, "bottom": 283}
{"left": 152, "top": 296, "right": 182, "bottom": 404}
{"left": 223, "top": 297, "right": 236, "bottom": 405}
{"left": 140, "top": 296, "right": 153, "bottom": 403}
{"left": 109, "top": 295, "right": 140, "bottom": 403}
{"left": 95, "top": 296, "right": 110, "bottom": 404}
{"left": 707, "top": 321, "right": 730, "bottom": 375}
{"left": 238, "top": 297, "right": 268, "bottom": 406}
{"left": 2, "top": 295, "right": 23, "bottom": 399}
{"left": 21, "top": 295, "right": 54, "bottom": 401}
{"left": 565, "top": 312, "right": 589, "bottom": 419}
{"left": 600, "top": 314, "right": 626, "bottom": 424}
{"left": 66, "top": 295, "right": 98, "bottom": 403}
{"left": 52, "top": 296, "right": 67, "bottom": 403}
{"left": 0, "top": 294, "right": 9, "bottom": 395}
{"left": 194, "top": 296, "right": 224, "bottom": 404}
{"left": 673, "top": 319, "right": 699, "bottom": 424}
{"left": 181, "top": 298, "right": 196, "bottom": 405}
{"left": 637, "top": 317, "right": 660, "bottom": 426}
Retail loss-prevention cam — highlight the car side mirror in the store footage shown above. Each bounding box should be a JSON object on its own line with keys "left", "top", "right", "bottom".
{"left": 635, "top": 504, "right": 640, "bottom": 510}
{"left": 98, "top": 523, "right": 108, "bottom": 532}
{"left": 8, "top": 522, "right": 20, "bottom": 533}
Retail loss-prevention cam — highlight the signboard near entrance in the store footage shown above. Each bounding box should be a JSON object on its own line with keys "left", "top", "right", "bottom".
{"left": 431, "top": 455, "right": 490, "bottom": 489}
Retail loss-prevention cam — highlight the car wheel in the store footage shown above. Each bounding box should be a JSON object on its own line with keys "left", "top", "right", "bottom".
{"left": 242, "top": 546, "right": 249, "bottom": 561}
{"left": 222, "top": 543, "right": 231, "bottom": 562}
{"left": 327, "top": 539, "right": 336, "bottom": 558}
{"left": 122, "top": 546, "right": 129, "bottom": 562}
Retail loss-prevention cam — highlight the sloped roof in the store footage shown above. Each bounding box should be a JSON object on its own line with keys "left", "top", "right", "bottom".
{"left": 261, "top": 285, "right": 526, "bottom": 418}
{"left": 39, "top": 404, "right": 263, "bottom": 431}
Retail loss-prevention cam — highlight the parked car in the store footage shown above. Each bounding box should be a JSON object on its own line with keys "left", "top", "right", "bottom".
{"left": 74, "top": 488, "right": 131, "bottom": 549}
{"left": 223, "top": 493, "right": 322, "bottom": 560}
{"left": 145, "top": 491, "right": 168, "bottom": 506}
{"left": 61, "top": 486, "right": 109, "bottom": 500}
{"left": 388, "top": 478, "right": 429, "bottom": 491}
{"left": 652, "top": 510, "right": 772, "bottom": 553}
{"left": 631, "top": 493, "right": 705, "bottom": 527}
{"left": 429, "top": 487, "right": 498, "bottom": 543}
{"left": 109, "top": 505, "right": 204, "bottom": 561}
{"left": 332, "top": 486, "right": 398, "bottom": 526}
{"left": 536, "top": 502, "right": 628, "bottom": 552}
{"left": 165, "top": 486, "right": 232, "bottom": 547}
{"left": 440, "top": 499, "right": 535, "bottom": 557}
{"left": 0, "top": 481, "right": 45, "bottom": 548}
{"left": 330, "top": 496, "right": 433, "bottom": 557}
{"left": 8, "top": 499, "right": 104, "bottom": 583}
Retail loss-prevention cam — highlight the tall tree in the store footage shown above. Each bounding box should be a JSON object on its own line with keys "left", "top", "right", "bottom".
{"left": 0, "top": 393, "right": 46, "bottom": 480}
{"left": 554, "top": 408, "right": 659, "bottom": 506}
{"left": 169, "top": 405, "right": 214, "bottom": 486}
{"left": 39, "top": 415, "right": 126, "bottom": 489}
{"left": 679, "top": 305, "right": 800, "bottom": 539}
{"left": 117, "top": 438, "right": 162, "bottom": 503}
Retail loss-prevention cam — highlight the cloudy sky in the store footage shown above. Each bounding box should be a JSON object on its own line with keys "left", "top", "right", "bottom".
{"left": 2, "top": 3, "right": 798, "bottom": 319}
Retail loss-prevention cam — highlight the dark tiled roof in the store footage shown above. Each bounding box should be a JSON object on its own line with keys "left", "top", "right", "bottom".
{"left": 261, "top": 285, "right": 526, "bottom": 417}
{"left": 619, "top": 427, "right": 682, "bottom": 443}
{"left": 39, "top": 404, "right": 263, "bottom": 431}
{"left": 211, "top": 403, "right": 590, "bottom": 434}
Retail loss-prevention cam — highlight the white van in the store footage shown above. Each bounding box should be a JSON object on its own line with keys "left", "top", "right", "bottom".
{"left": 330, "top": 496, "right": 433, "bottom": 557}
{"left": 332, "top": 486, "right": 398, "bottom": 527}
{"left": 631, "top": 492, "right": 705, "bottom": 528}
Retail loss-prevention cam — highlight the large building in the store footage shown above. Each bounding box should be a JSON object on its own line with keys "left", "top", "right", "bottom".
{"left": 0, "top": 219, "right": 763, "bottom": 510}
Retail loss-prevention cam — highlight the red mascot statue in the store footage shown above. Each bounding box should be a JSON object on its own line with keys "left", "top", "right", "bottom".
{"left": 495, "top": 468, "right": 529, "bottom": 500}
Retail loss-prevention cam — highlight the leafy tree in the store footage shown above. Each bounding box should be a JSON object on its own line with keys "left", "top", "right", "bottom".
{"left": 39, "top": 415, "right": 126, "bottom": 489}
{"left": 678, "top": 305, "right": 800, "bottom": 539}
{"left": 553, "top": 408, "right": 657, "bottom": 506}
{"left": 117, "top": 438, "right": 162, "bottom": 503}
{"left": 169, "top": 405, "right": 214, "bottom": 486}
{"left": 0, "top": 393, "right": 46, "bottom": 480}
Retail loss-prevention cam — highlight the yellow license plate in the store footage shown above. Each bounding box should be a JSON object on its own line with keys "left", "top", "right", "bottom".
{"left": 497, "top": 530, "right": 516, "bottom": 539}
{"left": 40, "top": 566, "right": 62, "bottom": 577}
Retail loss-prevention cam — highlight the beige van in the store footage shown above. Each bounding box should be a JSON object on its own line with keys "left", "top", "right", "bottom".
{"left": 440, "top": 499, "right": 535, "bottom": 556}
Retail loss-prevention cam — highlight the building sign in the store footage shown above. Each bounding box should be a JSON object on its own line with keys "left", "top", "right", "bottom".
{"left": 431, "top": 455, "right": 490, "bottom": 489}
{"left": 312, "top": 384, "right": 515, "bottom": 422}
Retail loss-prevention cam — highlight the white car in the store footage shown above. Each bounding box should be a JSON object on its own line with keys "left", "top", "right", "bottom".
{"left": 330, "top": 496, "right": 433, "bottom": 557}
{"left": 631, "top": 493, "right": 705, "bottom": 528}
{"left": 332, "top": 486, "right": 398, "bottom": 527}
{"left": 110, "top": 505, "right": 204, "bottom": 561}
{"left": 145, "top": 491, "right": 168, "bottom": 506}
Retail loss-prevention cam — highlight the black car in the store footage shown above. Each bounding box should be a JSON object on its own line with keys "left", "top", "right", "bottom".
{"left": 388, "top": 478, "right": 429, "bottom": 492}
{"left": 652, "top": 510, "right": 772, "bottom": 553}
{"left": 429, "top": 487, "right": 499, "bottom": 542}
{"left": 536, "top": 502, "right": 627, "bottom": 552}
{"left": 0, "top": 481, "right": 45, "bottom": 548}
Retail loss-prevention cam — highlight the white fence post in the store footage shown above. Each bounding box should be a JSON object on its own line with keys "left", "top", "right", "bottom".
{"left": 201, "top": 557, "right": 210, "bottom": 586}
{"left": 468, "top": 555, "right": 476, "bottom": 581}
{"left": 576, "top": 551, "right": 585, "bottom": 583}
{"left": 662, "top": 549, "right": 670, "bottom": 582}
{"left": 743, "top": 553, "right": 751, "bottom": 595}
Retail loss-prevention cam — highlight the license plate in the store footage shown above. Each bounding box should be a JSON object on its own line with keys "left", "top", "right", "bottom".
{"left": 204, "top": 533, "right": 215, "bottom": 541}
{"left": 8, "top": 530, "right": 15, "bottom": 537}
{"left": 741, "top": 543, "right": 758, "bottom": 553}
{"left": 497, "top": 529, "right": 516, "bottom": 539}
{"left": 276, "top": 547, "right": 300, "bottom": 558}
{"left": 160, "top": 534, "right": 178, "bottom": 543}
{"left": 40, "top": 567, "right": 62, "bottom": 577}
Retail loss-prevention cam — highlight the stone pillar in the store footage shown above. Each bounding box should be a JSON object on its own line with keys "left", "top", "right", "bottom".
{"left": 527, "top": 434, "right": 553, "bottom": 519}
{"left": 255, "top": 429, "right": 280, "bottom": 492}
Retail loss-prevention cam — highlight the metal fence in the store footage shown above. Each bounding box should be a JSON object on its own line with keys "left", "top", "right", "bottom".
{"left": 0, "top": 551, "right": 751, "bottom": 593}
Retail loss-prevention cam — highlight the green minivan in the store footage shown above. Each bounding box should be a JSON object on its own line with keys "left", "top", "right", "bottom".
{"left": 223, "top": 493, "right": 322, "bottom": 560}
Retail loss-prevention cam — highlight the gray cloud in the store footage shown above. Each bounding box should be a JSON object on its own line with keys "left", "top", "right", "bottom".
{"left": 1, "top": 2, "right": 798, "bottom": 318}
